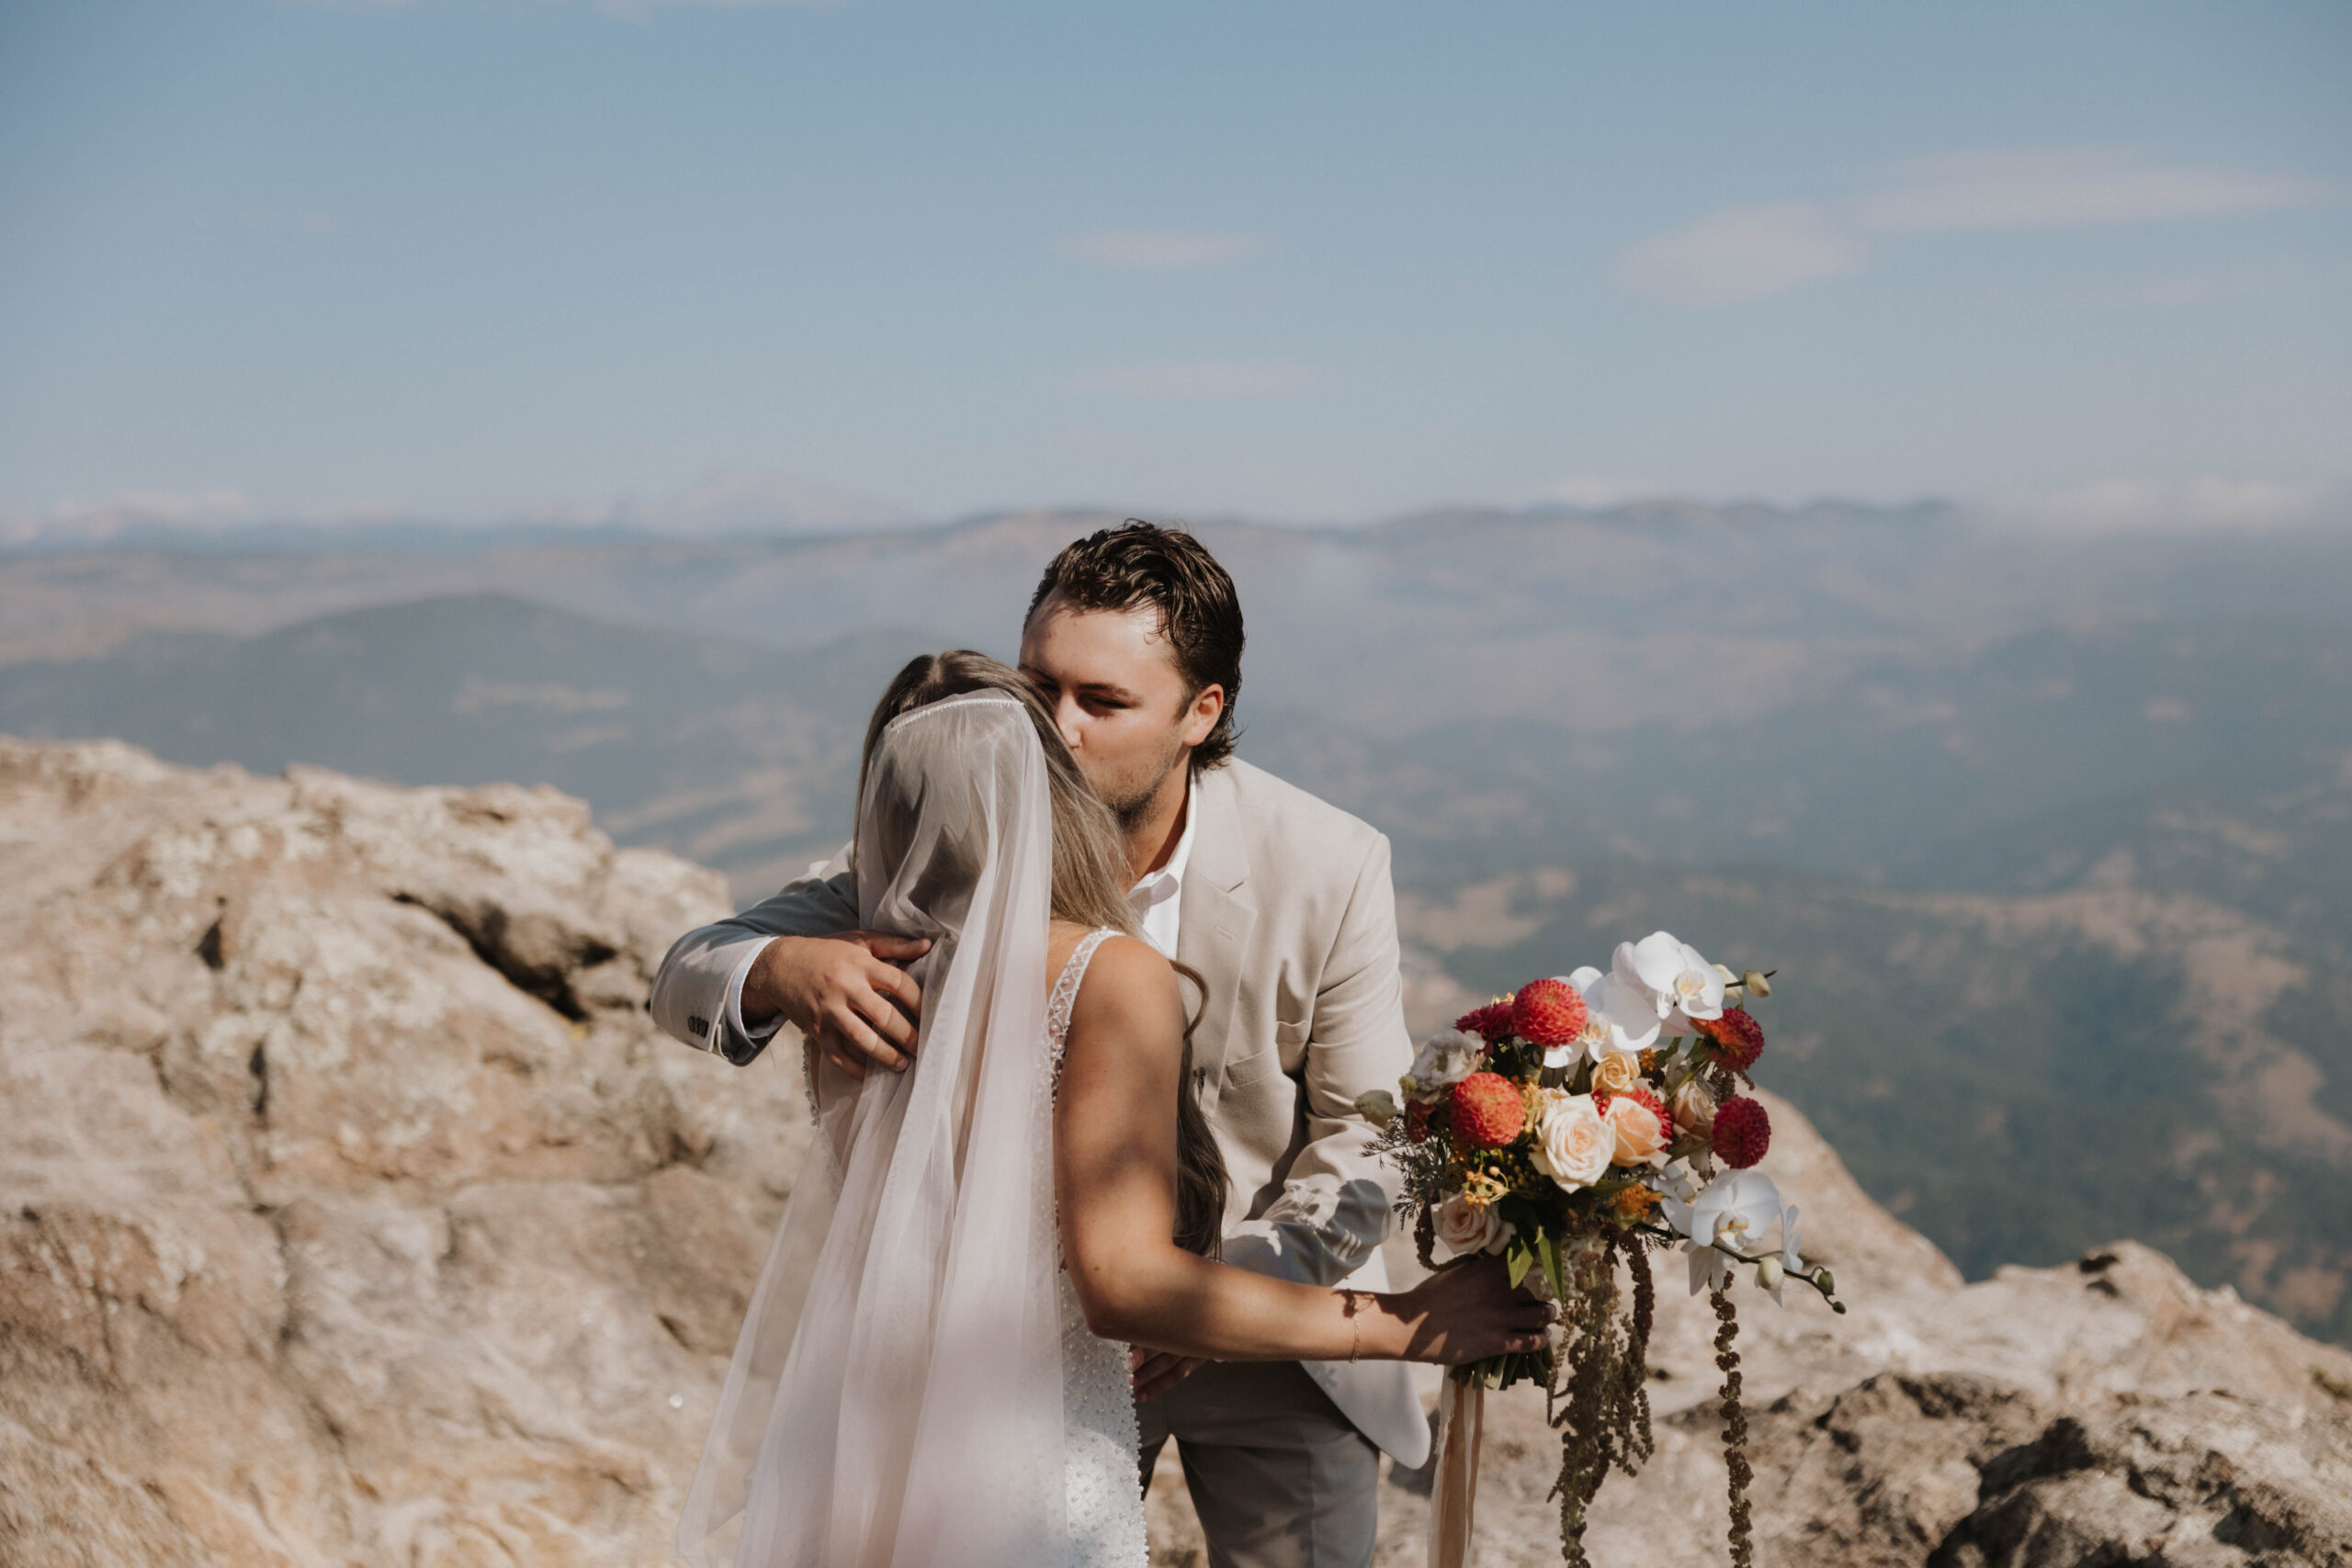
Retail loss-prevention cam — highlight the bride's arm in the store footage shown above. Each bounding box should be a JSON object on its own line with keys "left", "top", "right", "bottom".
{"left": 1055, "top": 937, "right": 1550, "bottom": 1365}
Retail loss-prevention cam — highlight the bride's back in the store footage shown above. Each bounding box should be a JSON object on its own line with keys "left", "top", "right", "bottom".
{"left": 681, "top": 656, "right": 1227, "bottom": 1567}
{"left": 854, "top": 649, "right": 1226, "bottom": 1257}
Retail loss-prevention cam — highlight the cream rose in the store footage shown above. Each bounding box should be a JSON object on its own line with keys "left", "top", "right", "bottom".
{"left": 1530, "top": 1093, "right": 1612, "bottom": 1191}
{"left": 1432, "top": 1192, "right": 1513, "bottom": 1258}
{"left": 1603, "top": 1095, "right": 1671, "bottom": 1168}
{"left": 1590, "top": 1050, "right": 1641, "bottom": 1096}
{"left": 1670, "top": 1077, "right": 1717, "bottom": 1134}
{"left": 1404, "top": 1029, "right": 1485, "bottom": 1103}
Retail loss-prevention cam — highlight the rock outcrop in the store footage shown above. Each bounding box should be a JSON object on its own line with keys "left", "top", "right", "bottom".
{"left": 1374, "top": 1239, "right": 2352, "bottom": 1568}
{"left": 0, "top": 739, "right": 805, "bottom": 1566}
{"left": 2, "top": 739, "right": 2346, "bottom": 1567}
{"left": 1316, "top": 1109, "right": 2352, "bottom": 1567}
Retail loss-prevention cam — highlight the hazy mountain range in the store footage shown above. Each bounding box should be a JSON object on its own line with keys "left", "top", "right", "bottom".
{"left": 5, "top": 502, "right": 2348, "bottom": 1342}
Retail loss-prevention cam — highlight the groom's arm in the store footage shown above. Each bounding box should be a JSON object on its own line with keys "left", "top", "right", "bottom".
{"left": 650, "top": 847, "right": 921, "bottom": 1072}
{"left": 1217, "top": 832, "right": 1414, "bottom": 1289}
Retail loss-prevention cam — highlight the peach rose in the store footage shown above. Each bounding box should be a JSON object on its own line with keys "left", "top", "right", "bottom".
{"left": 1433, "top": 1191, "right": 1513, "bottom": 1258}
{"left": 1530, "top": 1093, "right": 1612, "bottom": 1191}
{"left": 1603, "top": 1095, "right": 1671, "bottom": 1168}
{"left": 1590, "top": 1050, "right": 1641, "bottom": 1096}
{"left": 1671, "top": 1077, "right": 1717, "bottom": 1134}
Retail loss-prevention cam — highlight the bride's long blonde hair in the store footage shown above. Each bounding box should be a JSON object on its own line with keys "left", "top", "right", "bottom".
{"left": 861, "top": 649, "right": 1229, "bottom": 1258}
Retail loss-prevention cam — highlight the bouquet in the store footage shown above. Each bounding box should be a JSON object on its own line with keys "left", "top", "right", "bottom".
{"left": 1356, "top": 931, "right": 1843, "bottom": 1568}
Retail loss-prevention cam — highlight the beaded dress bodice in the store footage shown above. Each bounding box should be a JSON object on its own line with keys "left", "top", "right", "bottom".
{"left": 1046, "top": 928, "right": 1149, "bottom": 1568}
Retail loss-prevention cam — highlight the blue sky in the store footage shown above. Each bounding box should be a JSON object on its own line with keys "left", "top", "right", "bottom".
{"left": 2, "top": 0, "right": 2346, "bottom": 530}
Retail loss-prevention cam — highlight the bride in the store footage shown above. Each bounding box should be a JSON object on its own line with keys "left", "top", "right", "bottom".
{"left": 676, "top": 653, "right": 1551, "bottom": 1568}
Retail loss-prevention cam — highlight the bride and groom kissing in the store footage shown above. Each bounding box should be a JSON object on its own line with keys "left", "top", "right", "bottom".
{"left": 653, "top": 523, "right": 1551, "bottom": 1567}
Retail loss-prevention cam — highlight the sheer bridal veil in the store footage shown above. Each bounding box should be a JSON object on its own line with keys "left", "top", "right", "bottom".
{"left": 678, "top": 693, "right": 1069, "bottom": 1568}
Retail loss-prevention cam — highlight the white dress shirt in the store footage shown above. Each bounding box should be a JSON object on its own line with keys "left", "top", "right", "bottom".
{"left": 1126, "top": 777, "right": 1194, "bottom": 959}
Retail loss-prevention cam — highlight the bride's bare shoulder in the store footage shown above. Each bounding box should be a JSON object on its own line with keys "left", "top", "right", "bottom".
{"left": 1069, "top": 933, "right": 1182, "bottom": 1033}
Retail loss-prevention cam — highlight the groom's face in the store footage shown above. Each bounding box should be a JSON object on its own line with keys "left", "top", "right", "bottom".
{"left": 1018, "top": 592, "right": 1223, "bottom": 828}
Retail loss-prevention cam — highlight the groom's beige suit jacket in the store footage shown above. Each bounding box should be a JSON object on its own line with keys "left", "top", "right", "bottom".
{"left": 650, "top": 758, "right": 1429, "bottom": 1466}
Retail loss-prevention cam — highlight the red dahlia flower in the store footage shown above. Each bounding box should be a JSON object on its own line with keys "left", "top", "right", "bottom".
{"left": 1449, "top": 1072, "right": 1527, "bottom": 1148}
{"left": 1511, "top": 976, "right": 1589, "bottom": 1049}
{"left": 1695, "top": 1006, "right": 1766, "bottom": 1073}
{"left": 1453, "top": 998, "right": 1519, "bottom": 1044}
{"left": 1711, "top": 1096, "right": 1771, "bottom": 1168}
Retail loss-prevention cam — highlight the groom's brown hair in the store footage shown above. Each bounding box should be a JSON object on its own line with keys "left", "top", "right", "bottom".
{"left": 1024, "top": 521, "right": 1245, "bottom": 770}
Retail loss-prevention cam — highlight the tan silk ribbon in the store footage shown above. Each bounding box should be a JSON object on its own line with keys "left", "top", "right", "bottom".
{"left": 1427, "top": 1371, "right": 1485, "bottom": 1568}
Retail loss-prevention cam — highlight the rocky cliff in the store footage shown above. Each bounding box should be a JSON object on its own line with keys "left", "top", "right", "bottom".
{"left": 0, "top": 739, "right": 805, "bottom": 1565}
{"left": 1332, "top": 1122, "right": 2352, "bottom": 1568}
{"left": 2, "top": 739, "right": 2346, "bottom": 1567}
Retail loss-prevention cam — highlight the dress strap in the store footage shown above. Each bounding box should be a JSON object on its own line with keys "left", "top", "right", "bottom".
{"left": 1046, "top": 927, "right": 1122, "bottom": 1066}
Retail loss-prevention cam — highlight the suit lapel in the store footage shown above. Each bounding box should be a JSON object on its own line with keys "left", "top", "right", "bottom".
{"left": 1176, "top": 765, "right": 1255, "bottom": 1108}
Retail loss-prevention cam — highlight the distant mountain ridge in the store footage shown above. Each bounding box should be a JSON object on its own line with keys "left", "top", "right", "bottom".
{"left": 5, "top": 506, "right": 2348, "bottom": 1342}
{"left": 0, "top": 493, "right": 1960, "bottom": 559}
{"left": 0, "top": 594, "right": 928, "bottom": 896}
{"left": 0, "top": 468, "right": 922, "bottom": 557}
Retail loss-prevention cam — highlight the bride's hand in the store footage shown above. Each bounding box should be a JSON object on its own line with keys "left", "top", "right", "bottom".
{"left": 1128, "top": 1347, "right": 1204, "bottom": 1402}
{"left": 1378, "top": 1258, "right": 1555, "bottom": 1366}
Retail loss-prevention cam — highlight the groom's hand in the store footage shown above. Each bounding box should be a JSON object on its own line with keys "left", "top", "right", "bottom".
{"left": 744, "top": 931, "right": 929, "bottom": 1077}
{"left": 1128, "top": 1347, "right": 1204, "bottom": 1402}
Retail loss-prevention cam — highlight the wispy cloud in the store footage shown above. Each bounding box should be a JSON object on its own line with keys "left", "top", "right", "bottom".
{"left": 1062, "top": 230, "right": 1266, "bottom": 270}
{"left": 1069, "top": 360, "right": 1317, "bottom": 400}
{"left": 1618, "top": 146, "right": 2339, "bottom": 307}
{"left": 1614, "top": 203, "right": 1861, "bottom": 307}
{"left": 0, "top": 488, "right": 254, "bottom": 547}
{"left": 1, "top": 470, "right": 921, "bottom": 547}
{"left": 1855, "top": 147, "right": 2335, "bottom": 233}
{"left": 1987, "top": 474, "right": 2339, "bottom": 534}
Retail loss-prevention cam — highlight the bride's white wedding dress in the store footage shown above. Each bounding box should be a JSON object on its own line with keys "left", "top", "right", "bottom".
{"left": 1049, "top": 927, "right": 1150, "bottom": 1567}
{"left": 676, "top": 694, "right": 1150, "bottom": 1568}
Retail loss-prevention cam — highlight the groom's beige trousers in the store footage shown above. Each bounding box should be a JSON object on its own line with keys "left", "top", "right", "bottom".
{"left": 1136, "top": 1360, "right": 1381, "bottom": 1568}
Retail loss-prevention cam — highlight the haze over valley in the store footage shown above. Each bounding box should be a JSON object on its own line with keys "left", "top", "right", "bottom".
{"left": 6, "top": 502, "right": 2349, "bottom": 1346}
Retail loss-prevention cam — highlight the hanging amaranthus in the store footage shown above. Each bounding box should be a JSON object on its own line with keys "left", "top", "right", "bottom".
{"left": 1713, "top": 1282, "right": 1754, "bottom": 1568}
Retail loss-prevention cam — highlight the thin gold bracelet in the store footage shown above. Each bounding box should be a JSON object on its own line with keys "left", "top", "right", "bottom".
{"left": 1340, "top": 1288, "right": 1363, "bottom": 1362}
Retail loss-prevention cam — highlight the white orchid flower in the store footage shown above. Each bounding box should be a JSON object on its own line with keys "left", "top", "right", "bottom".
{"left": 1682, "top": 1239, "right": 1736, "bottom": 1296}
{"left": 1615, "top": 931, "right": 1726, "bottom": 1026}
{"left": 1652, "top": 1157, "right": 1703, "bottom": 1206}
{"left": 1763, "top": 1204, "right": 1805, "bottom": 1307}
{"left": 1660, "top": 1169, "right": 1792, "bottom": 1297}
{"left": 1566, "top": 964, "right": 1661, "bottom": 1058}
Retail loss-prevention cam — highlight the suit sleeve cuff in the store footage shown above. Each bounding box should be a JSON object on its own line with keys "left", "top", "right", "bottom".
{"left": 720, "top": 938, "right": 784, "bottom": 1065}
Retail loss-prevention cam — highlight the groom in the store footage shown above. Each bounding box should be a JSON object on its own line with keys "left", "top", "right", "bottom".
{"left": 650, "top": 522, "right": 1424, "bottom": 1567}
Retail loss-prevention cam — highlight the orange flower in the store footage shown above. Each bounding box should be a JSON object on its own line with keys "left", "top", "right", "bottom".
{"left": 1611, "top": 1186, "right": 1662, "bottom": 1222}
